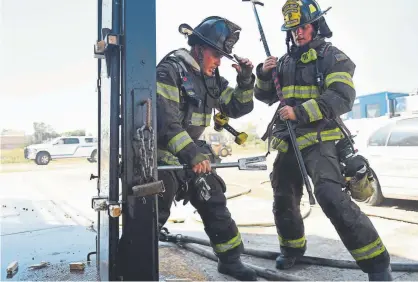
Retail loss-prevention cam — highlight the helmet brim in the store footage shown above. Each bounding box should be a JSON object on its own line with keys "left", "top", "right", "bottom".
{"left": 281, "top": 7, "right": 331, "bottom": 31}
{"left": 178, "top": 23, "right": 234, "bottom": 60}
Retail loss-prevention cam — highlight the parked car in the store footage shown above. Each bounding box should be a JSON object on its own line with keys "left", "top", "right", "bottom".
{"left": 24, "top": 136, "right": 98, "bottom": 165}
{"left": 355, "top": 115, "right": 418, "bottom": 205}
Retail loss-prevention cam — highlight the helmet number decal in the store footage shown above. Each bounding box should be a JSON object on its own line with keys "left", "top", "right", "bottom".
{"left": 282, "top": 1, "right": 302, "bottom": 28}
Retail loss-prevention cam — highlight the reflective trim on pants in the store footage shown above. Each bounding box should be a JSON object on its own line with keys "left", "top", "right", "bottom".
{"left": 278, "top": 235, "right": 306, "bottom": 249}
{"left": 213, "top": 233, "right": 242, "bottom": 253}
{"left": 350, "top": 237, "right": 386, "bottom": 262}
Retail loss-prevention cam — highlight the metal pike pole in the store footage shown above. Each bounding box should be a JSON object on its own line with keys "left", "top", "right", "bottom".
{"left": 243, "top": 0, "right": 316, "bottom": 205}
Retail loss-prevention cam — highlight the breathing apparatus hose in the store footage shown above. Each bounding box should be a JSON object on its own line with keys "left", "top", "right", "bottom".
{"left": 160, "top": 232, "right": 418, "bottom": 273}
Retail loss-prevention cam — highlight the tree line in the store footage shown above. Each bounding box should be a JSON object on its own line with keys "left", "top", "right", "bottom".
{"left": 32, "top": 122, "right": 90, "bottom": 144}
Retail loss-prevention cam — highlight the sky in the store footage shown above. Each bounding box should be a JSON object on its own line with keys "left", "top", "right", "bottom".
{"left": 1, "top": 0, "right": 418, "bottom": 136}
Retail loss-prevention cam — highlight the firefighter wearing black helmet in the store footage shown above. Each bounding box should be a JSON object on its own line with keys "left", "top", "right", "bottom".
{"left": 156, "top": 16, "right": 257, "bottom": 281}
{"left": 254, "top": 0, "right": 392, "bottom": 280}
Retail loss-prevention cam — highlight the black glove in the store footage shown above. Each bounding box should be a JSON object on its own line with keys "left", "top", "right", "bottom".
{"left": 233, "top": 54, "right": 254, "bottom": 82}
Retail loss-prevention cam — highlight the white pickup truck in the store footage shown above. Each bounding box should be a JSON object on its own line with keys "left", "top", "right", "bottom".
{"left": 24, "top": 136, "right": 98, "bottom": 165}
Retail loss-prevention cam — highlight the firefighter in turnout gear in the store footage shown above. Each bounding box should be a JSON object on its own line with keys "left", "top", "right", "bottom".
{"left": 254, "top": 0, "right": 392, "bottom": 280}
{"left": 156, "top": 16, "right": 257, "bottom": 281}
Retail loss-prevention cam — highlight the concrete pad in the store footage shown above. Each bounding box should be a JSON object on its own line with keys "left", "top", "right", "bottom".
{"left": 3, "top": 160, "right": 418, "bottom": 281}
{"left": 165, "top": 222, "right": 418, "bottom": 281}
{"left": 159, "top": 243, "right": 231, "bottom": 281}
{"left": 1, "top": 224, "right": 96, "bottom": 280}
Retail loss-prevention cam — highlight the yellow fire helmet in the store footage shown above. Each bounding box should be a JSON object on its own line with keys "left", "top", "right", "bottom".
{"left": 281, "top": 0, "right": 331, "bottom": 32}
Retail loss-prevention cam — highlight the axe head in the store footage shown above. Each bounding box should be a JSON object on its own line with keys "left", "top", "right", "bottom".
{"left": 242, "top": 0, "right": 264, "bottom": 6}
{"left": 238, "top": 155, "right": 267, "bottom": 170}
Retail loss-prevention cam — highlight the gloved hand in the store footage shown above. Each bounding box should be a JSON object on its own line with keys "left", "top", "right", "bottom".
{"left": 261, "top": 56, "right": 278, "bottom": 76}
{"left": 232, "top": 54, "right": 254, "bottom": 81}
{"left": 192, "top": 159, "right": 211, "bottom": 174}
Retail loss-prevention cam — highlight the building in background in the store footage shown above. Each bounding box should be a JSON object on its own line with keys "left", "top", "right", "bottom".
{"left": 0, "top": 130, "right": 29, "bottom": 150}
{"left": 342, "top": 91, "right": 414, "bottom": 120}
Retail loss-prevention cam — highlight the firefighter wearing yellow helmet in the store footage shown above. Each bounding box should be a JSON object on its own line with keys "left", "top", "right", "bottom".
{"left": 254, "top": 0, "right": 393, "bottom": 280}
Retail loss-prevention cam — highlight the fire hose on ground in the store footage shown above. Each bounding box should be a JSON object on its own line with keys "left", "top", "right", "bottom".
{"left": 161, "top": 179, "right": 418, "bottom": 279}
{"left": 159, "top": 230, "right": 418, "bottom": 277}
{"left": 154, "top": 152, "right": 418, "bottom": 277}
{"left": 181, "top": 243, "right": 307, "bottom": 281}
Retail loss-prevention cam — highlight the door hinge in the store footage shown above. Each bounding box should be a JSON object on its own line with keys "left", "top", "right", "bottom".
{"left": 91, "top": 197, "right": 122, "bottom": 218}
{"left": 93, "top": 28, "right": 123, "bottom": 77}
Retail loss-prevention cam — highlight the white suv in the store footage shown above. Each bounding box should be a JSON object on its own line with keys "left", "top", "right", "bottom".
{"left": 356, "top": 115, "right": 418, "bottom": 205}
{"left": 24, "top": 136, "right": 98, "bottom": 165}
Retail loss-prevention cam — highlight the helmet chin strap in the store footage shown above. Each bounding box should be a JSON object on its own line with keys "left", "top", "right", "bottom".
{"left": 286, "top": 31, "right": 296, "bottom": 54}
{"left": 196, "top": 46, "right": 222, "bottom": 101}
{"left": 193, "top": 46, "right": 224, "bottom": 120}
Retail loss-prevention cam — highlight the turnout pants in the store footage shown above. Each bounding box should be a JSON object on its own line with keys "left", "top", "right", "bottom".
{"left": 158, "top": 168, "right": 243, "bottom": 260}
{"left": 271, "top": 140, "right": 390, "bottom": 273}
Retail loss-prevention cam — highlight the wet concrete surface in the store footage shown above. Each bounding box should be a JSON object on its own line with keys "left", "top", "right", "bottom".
{"left": 0, "top": 164, "right": 97, "bottom": 280}
{"left": 2, "top": 161, "right": 418, "bottom": 281}
{"left": 1, "top": 197, "right": 96, "bottom": 280}
{"left": 165, "top": 207, "right": 418, "bottom": 281}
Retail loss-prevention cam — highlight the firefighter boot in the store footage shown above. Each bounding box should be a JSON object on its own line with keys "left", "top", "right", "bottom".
{"left": 276, "top": 254, "right": 297, "bottom": 269}
{"left": 217, "top": 254, "right": 257, "bottom": 281}
{"left": 368, "top": 266, "right": 393, "bottom": 281}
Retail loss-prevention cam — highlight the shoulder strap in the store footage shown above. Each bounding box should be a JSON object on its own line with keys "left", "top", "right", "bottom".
{"left": 157, "top": 52, "right": 191, "bottom": 110}
{"left": 317, "top": 42, "right": 332, "bottom": 58}
{"left": 276, "top": 54, "right": 289, "bottom": 76}
{"left": 315, "top": 42, "right": 354, "bottom": 139}
{"left": 314, "top": 42, "right": 332, "bottom": 91}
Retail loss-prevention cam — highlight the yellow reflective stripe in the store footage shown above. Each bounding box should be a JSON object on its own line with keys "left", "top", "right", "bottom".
{"left": 350, "top": 237, "right": 386, "bottom": 262}
{"left": 221, "top": 87, "right": 253, "bottom": 105}
{"left": 157, "top": 149, "right": 180, "bottom": 165}
{"left": 191, "top": 112, "right": 212, "bottom": 126}
{"left": 302, "top": 99, "right": 323, "bottom": 122}
{"left": 278, "top": 235, "right": 306, "bottom": 248}
{"left": 235, "top": 89, "right": 253, "bottom": 104}
{"left": 213, "top": 233, "right": 242, "bottom": 253}
{"left": 220, "top": 87, "right": 234, "bottom": 105}
{"left": 297, "top": 128, "right": 343, "bottom": 150}
{"left": 270, "top": 128, "right": 343, "bottom": 152}
{"left": 282, "top": 85, "right": 320, "bottom": 99}
{"left": 167, "top": 131, "right": 193, "bottom": 154}
{"left": 157, "top": 82, "right": 180, "bottom": 103}
{"left": 325, "top": 72, "right": 354, "bottom": 89}
{"left": 256, "top": 78, "right": 273, "bottom": 91}
{"left": 271, "top": 137, "right": 289, "bottom": 152}
{"left": 320, "top": 128, "right": 344, "bottom": 142}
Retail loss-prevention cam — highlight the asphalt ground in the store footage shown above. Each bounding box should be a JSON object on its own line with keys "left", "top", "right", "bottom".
{"left": 1, "top": 158, "right": 418, "bottom": 281}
